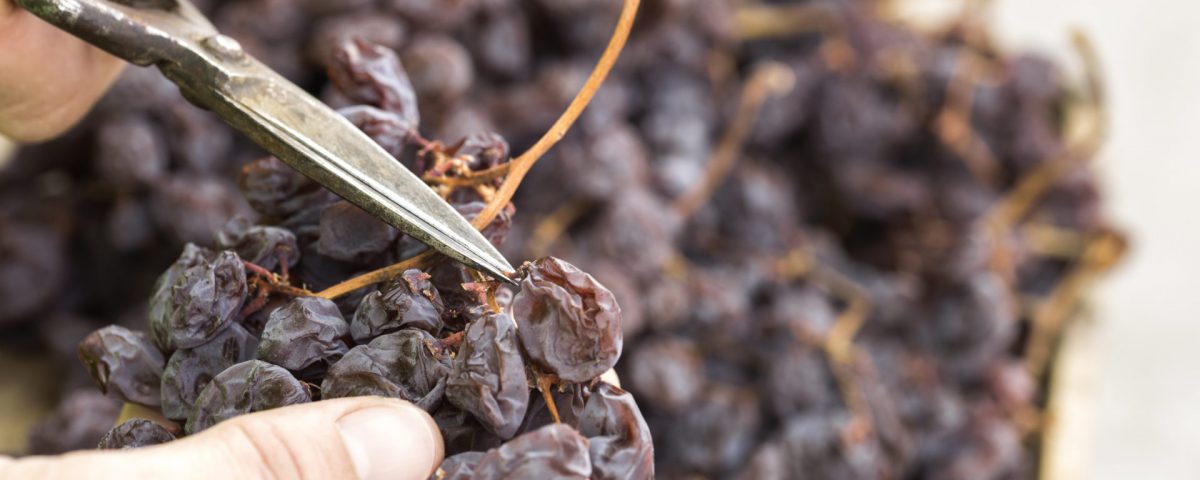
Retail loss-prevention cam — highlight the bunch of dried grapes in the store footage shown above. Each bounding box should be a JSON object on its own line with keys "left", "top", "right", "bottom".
{"left": 3, "top": 0, "right": 1125, "bottom": 478}
{"left": 30, "top": 29, "right": 650, "bottom": 478}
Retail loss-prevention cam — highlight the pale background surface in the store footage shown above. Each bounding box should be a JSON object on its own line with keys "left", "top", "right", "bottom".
{"left": 903, "top": 1, "right": 1200, "bottom": 479}
{"left": 996, "top": 2, "right": 1200, "bottom": 479}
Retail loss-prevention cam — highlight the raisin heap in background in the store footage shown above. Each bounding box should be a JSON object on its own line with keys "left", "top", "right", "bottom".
{"left": 1, "top": 0, "right": 1120, "bottom": 478}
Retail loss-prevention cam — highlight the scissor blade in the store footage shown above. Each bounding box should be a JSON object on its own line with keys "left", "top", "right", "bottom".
{"left": 10, "top": 0, "right": 513, "bottom": 279}
{"left": 213, "top": 73, "right": 515, "bottom": 282}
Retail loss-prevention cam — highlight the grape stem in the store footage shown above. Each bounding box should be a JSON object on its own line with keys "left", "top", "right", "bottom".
{"left": 114, "top": 403, "right": 179, "bottom": 433}
{"left": 671, "top": 62, "right": 795, "bottom": 218}
{"left": 733, "top": 2, "right": 838, "bottom": 40}
{"left": 239, "top": 284, "right": 272, "bottom": 319}
{"left": 935, "top": 51, "right": 1001, "bottom": 186}
{"left": 423, "top": 161, "right": 511, "bottom": 187}
{"left": 276, "top": 251, "right": 291, "bottom": 282}
{"left": 1023, "top": 228, "right": 1125, "bottom": 379}
{"left": 525, "top": 198, "right": 591, "bottom": 259}
{"left": 773, "top": 245, "right": 878, "bottom": 442}
{"left": 535, "top": 372, "right": 562, "bottom": 424}
{"left": 984, "top": 30, "right": 1107, "bottom": 240}
{"left": 243, "top": 260, "right": 313, "bottom": 297}
{"left": 315, "top": 0, "right": 642, "bottom": 300}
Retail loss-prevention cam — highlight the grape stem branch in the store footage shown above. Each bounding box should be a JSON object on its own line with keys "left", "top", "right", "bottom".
{"left": 243, "top": 260, "right": 312, "bottom": 297}
{"left": 985, "top": 31, "right": 1107, "bottom": 238}
{"left": 671, "top": 62, "right": 795, "bottom": 218}
{"left": 315, "top": 0, "right": 641, "bottom": 300}
{"left": 733, "top": 3, "right": 838, "bottom": 40}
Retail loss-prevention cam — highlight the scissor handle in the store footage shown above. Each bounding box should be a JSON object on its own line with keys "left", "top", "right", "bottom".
{"left": 17, "top": 0, "right": 275, "bottom": 118}
{"left": 14, "top": 0, "right": 225, "bottom": 66}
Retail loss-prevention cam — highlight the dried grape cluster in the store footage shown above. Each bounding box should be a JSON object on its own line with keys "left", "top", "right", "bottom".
{"left": 3, "top": 0, "right": 1124, "bottom": 478}
{"left": 30, "top": 30, "right": 651, "bottom": 476}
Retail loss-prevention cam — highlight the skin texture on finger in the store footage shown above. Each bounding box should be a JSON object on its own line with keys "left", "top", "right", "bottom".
{"left": 0, "top": 2, "right": 125, "bottom": 143}
{"left": 0, "top": 397, "right": 444, "bottom": 480}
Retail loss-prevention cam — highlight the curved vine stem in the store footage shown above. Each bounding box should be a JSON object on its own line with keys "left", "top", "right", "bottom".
{"left": 468, "top": 0, "right": 640, "bottom": 232}
{"left": 984, "top": 30, "right": 1107, "bottom": 237}
{"left": 423, "top": 161, "right": 512, "bottom": 187}
{"left": 733, "top": 2, "right": 838, "bottom": 40}
{"left": 672, "top": 62, "right": 796, "bottom": 218}
{"left": 316, "top": 0, "right": 641, "bottom": 300}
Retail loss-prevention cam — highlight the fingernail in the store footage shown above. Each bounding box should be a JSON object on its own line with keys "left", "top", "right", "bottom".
{"left": 337, "top": 404, "right": 443, "bottom": 480}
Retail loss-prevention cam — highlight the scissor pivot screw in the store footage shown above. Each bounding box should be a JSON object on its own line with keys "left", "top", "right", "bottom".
{"left": 202, "top": 34, "right": 245, "bottom": 62}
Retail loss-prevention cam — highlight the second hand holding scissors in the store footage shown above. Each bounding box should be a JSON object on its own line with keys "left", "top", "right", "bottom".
{"left": 15, "top": 0, "right": 516, "bottom": 282}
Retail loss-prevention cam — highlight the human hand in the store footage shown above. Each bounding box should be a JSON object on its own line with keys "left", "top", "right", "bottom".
{"left": 0, "top": 0, "right": 126, "bottom": 142}
{"left": 0, "top": 397, "right": 444, "bottom": 480}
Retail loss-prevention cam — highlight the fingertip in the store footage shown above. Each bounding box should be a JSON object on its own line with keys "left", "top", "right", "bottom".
{"left": 336, "top": 400, "right": 443, "bottom": 480}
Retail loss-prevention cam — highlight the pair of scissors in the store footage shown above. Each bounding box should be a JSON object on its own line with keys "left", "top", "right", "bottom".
{"left": 15, "top": 0, "right": 516, "bottom": 282}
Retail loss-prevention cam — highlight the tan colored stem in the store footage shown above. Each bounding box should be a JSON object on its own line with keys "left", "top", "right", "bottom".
{"left": 1066, "top": 30, "right": 1107, "bottom": 157}
{"left": 821, "top": 278, "right": 874, "bottom": 438}
{"left": 672, "top": 62, "right": 796, "bottom": 218}
{"left": 1020, "top": 223, "right": 1092, "bottom": 258}
{"left": 985, "top": 30, "right": 1107, "bottom": 238}
{"left": 315, "top": 0, "right": 641, "bottom": 299}
{"left": 1024, "top": 229, "right": 1126, "bottom": 378}
{"left": 734, "top": 3, "right": 838, "bottom": 40}
{"left": 772, "top": 244, "right": 877, "bottom": 431}
{"left": 469, "top": 0, "right": 640, "bottom": 232}
{"left": 526, "top": 198, "right": 591, "bottom": 259}
{"left": 315, "top": 250, "right": 440, "bottom": 299}
{"left": 423, "top": 162, "right": 513, "bottom": 187}
{"left": 115, "top": 403, "right": 178, "bottom": 431}
{"left": 935, "top": 52, "right": 1000, "bottom": 185}
{"left": 537, "top": 374, "right": 562, "bottom": 424}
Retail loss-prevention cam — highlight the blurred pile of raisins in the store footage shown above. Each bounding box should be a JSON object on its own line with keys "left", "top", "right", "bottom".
{"left": 1, "top": 0, "right": 1123, "bottom": 478}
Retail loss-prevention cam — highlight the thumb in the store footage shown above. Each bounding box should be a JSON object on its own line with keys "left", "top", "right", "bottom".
{"left": 1, "top": 0, "right": 125, "bottom": 143}
{"left": 0, "top": 397, "right": 444, "bottom": 480}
